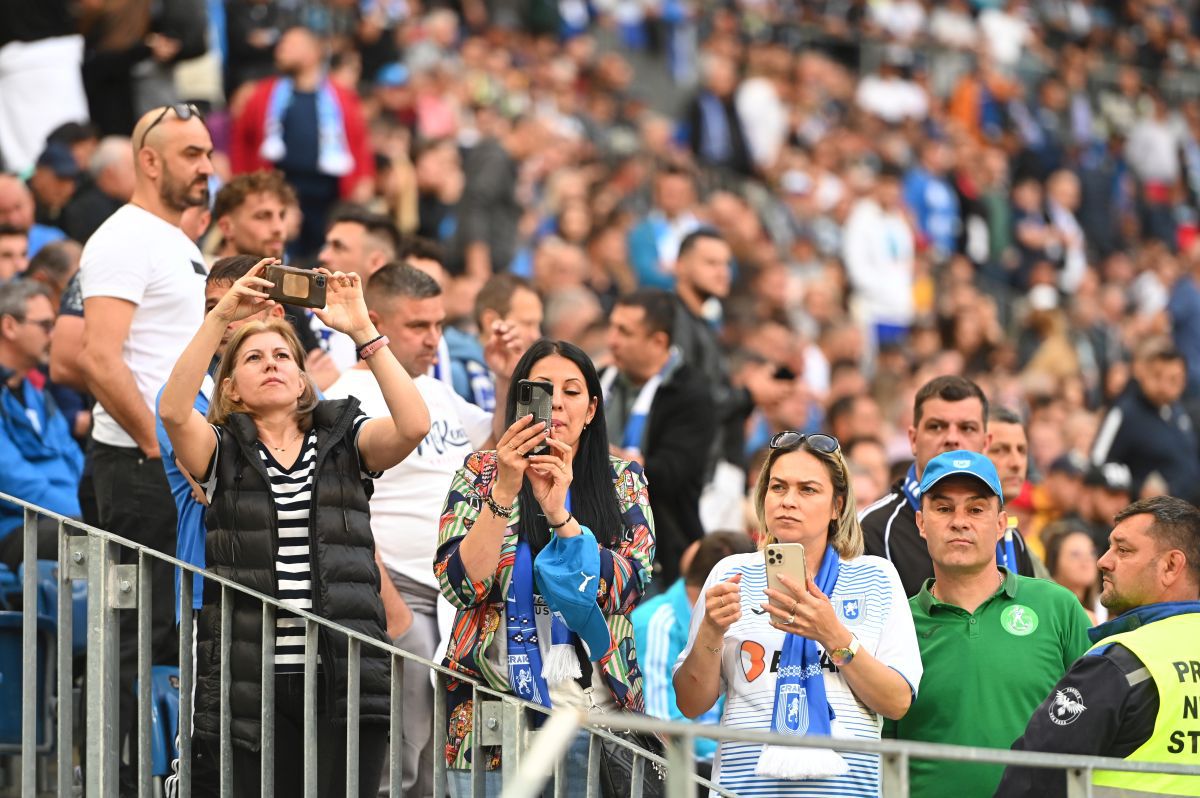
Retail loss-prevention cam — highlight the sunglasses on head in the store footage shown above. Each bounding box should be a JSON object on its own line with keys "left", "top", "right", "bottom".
{"left": 768, "top": 431, "right": 840, "bottom": 454}
{"left": 138, "top": 103, "right": 204, "bottom": 150}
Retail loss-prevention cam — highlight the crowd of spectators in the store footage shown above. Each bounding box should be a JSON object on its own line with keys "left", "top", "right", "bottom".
{"left": 3, "top": 0, "right": 1200, "bottom": 795}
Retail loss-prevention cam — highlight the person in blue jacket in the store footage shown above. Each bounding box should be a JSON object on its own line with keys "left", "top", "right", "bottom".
{"left": 631, "top": 531, "right": 755, "bottom": 767}
{"left": 0, "top": 280, "right": 83, "bottom": 570}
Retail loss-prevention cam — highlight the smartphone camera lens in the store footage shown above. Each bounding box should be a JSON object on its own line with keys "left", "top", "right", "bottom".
{"left": 520, "top": 386, "right": 531, "bottom": 402}
{"left": 315, "top": 276, "right": 326, "bottom": 287}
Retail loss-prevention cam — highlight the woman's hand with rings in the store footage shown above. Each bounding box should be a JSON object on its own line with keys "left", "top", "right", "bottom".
{"left": 701, "top": 573, "right": 743, "bottom": 636}
{"left": 527, "top": 436, "right": 574, "bottom": 523}
{"left": 492, "top": 414, "right": 548, "bottom": 503}
{"left": 763, "top": 574, "right": 847, "bottom": 649}
{"left": 210, "top": 257, "right": 277, "bottom": 324}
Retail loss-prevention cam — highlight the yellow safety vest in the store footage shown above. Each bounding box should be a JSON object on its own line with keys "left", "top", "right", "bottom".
{"left": 1089, "top": 612, "right": 1200, "bottom": 796}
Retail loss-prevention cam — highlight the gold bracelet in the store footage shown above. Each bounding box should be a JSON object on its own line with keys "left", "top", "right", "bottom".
{"left": 703, "top": 643, "right": 722, "bottom": 655}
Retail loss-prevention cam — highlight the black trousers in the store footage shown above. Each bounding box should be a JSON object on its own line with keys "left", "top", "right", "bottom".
{"left": 91, "top": 441, "right": 180, "bottom": 788}
{"left": 0, "top": 514, "right": 64, "bottom": 573}
{"left": 216, "top": 673, "right": 387, "bottom": 798}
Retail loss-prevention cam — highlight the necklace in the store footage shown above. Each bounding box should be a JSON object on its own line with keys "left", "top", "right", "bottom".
{"left": 931, "top": 569, "right": 1004, "bottom": 602}
{"left": 263, "top": 428, "right": 303, "bottom": 453}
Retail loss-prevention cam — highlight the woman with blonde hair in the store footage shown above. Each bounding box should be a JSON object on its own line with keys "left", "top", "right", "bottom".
{"left": 160, "top": 260, "right": 429, "bottom": 796}
{"left": 674, "top": 432, "right": 922, "bottom": 797}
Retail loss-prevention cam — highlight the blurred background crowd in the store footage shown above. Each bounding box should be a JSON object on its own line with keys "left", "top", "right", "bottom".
{"left": 5, "top": 0, "right": 1200, "bottom": 615}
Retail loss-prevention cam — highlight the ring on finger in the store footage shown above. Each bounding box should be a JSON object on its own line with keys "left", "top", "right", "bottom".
{"left": 785, "top": 613, "right": 796, "bottom": 625}
{"left": 789, "top": 600, "right": 800, "bottom": 615}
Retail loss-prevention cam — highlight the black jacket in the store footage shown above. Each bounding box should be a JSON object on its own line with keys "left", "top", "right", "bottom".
{"left": 604, "top": 362, "right": 715, "bottom": 585}
{"left": 1091, "top": 381, "right": 1200, "bottom": 503}
{"left": 860, "top": 479, "right": 1037, "bottom": 598}
{"left": 194, "top": 399, "right": 390, "bottom": 750}
{"left": 994, "top": 643, "right": 1159, "bottom": 797}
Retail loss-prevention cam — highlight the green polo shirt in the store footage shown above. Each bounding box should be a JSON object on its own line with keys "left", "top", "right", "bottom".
{"left": 883, "top": 569, "right": 1091, "bottom": 798}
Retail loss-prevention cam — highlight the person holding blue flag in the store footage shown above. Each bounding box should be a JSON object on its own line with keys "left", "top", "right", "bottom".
{"left": 674, "top": 430, "right": 922, "bottom": 796}
{"left": 434, "top": 339, "right": 656, "bottom": 796}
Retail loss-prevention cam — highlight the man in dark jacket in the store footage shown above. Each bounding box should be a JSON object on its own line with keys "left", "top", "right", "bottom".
{"left": 1091, "top": 338, "right": 1200, "bottom": 503}
{"left": 860, "top": 375, "right": 1036, "bottom": 597}
{"left": 684, "top": 53, "right": 753, "bottom": 177}
{"left": 603, "top": 288, "right": 714, "bottom": 587}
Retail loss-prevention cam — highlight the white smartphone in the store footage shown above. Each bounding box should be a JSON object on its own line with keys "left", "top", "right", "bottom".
{"left": 764, "top": 543, "right": 808, "bottom": 616}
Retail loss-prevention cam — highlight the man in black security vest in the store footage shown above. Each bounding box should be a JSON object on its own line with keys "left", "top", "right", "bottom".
{"left": 859, "top": 375, "right": 1036, "bottom": 597}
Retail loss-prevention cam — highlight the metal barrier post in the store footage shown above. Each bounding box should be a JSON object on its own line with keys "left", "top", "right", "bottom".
{"left": 303, "top": 619, "right": 318, "bottom": 798}
{"left": 881, "top": 750, "right": 909, "bottom": 798}
{"left": 389, "top": 653, "right": 403, "bottom": 798}
{"left": 59, "top": 528, "right": 83, "bottom": 798}
{"left": 85, "top": 533, "right": 120, "bottom": 797}
{"left": 664, "top": 732, "right": 692, "bottom": 798}
{"left": 20, "top": 509, "right": 38, "bottom": 796}
{"left": 431, "top": 670, "right": 448, "bottom": 798}
{"left": 345, "top": 638, "right": 361, "bottom": 798}
{"left": 219, "top": 585, "right": 234, "bottom": 796}
{"left": 585, "top": 733, "right": 599, "bottom": 798}
{"left": 469, "top": 684, "right": 485, "bottom": 798}
{"left": 500, "top": 698, "right": 525, "bottom": 789}
{"left": 260, "top": 603, "right": 276, "bottom": 798}
{"left": 177, "top": 574, "right": 194, "bottom": 798}
{"left": 1066, "top": 767, "right": 1094, "bottom": 798}
{"left": 136, "top": 551, "right": 152, "bottom": 798}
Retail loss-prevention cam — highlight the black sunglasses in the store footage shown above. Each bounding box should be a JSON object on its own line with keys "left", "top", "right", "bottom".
{"left": 768, "top": 431, "right": 840, "bottom": 454}
{"left": 138, "top": 103, "right": 203, "bottom": 150}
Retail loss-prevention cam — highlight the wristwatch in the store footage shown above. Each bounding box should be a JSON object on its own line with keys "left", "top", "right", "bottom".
{"left": 829, "top": 635, "right": 861, "bottom": 667}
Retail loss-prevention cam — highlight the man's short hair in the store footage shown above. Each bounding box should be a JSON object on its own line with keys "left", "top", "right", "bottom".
{"left": 25, "top": 240, "right": 79, "bottom": 285}
{"left": 677, "top": 227, "right": 724, "bottom": 259}
{"left": 0, "top": 280, "right": 50, "bottom": 321}
{"left": 212, "top": 171, "right": 297, "bottom": 220}
{"left": 366, "top": 261, "right": 442, "bottom": 307}
{"left": 0, "top": 224, "right": 27, "bottom": 238}
{"left": 397, "top": 236, "right": 446, "bottom": 268}
{"left": 685, "top": 531, "right": 756, "bottom": 588}
{"left": 913, "top": 375, "right": 989, "bottom": 427}
{"left": 1135, "top": 337, "right": 1185, "bottom": 367}
{"left": 1113, "top": 495, "right": 1200, "bottom": 585}
{"left": 328, "top": 205, "right": 400, "bottom": 259}
{"left": 207, "top": 254, "right": 263, "bottom": 286}
{"left": 989, "top": 406, "right": 1023, "bottom": 426}
{"left": 613, "top": 288, "right": 675, "bottom": 343}
{"left": 474, "top": 273, "right": 535, "bottom": 328}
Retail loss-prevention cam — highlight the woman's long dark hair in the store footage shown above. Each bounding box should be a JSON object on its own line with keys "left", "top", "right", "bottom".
{"left": 505, "top": 339, "right": 623, "bottom": 552}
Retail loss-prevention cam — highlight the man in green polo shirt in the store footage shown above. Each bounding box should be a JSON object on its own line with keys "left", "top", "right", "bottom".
{"left": 883, "top": 450, "right": 1091, "bottom": 797}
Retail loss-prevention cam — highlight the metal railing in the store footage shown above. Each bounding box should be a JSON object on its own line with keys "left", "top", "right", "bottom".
{"left": 1, "top": 492, "right": 1196, "bottom": 798}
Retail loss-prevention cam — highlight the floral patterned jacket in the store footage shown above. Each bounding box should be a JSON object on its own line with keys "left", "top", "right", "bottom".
{"left": 434, "top": 450, "right": 656, "bottom": 767}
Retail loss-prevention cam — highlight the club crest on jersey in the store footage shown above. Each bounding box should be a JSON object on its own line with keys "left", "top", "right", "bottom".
{"left": 776, "top": 684, "right": 809, "bottom": 735}
{"left": 839, "top": 595, "right": 866, "bottom": 624}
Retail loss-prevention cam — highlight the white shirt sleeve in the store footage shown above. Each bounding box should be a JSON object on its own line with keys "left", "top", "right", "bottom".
{"left": 80, "top": 229, "right": 151, "bottom": 305}
{"left": 869, "top": 559, "right": 924, "bottom": 697}
{"left": 452, "top": 390, "right": 495, "bottom": 449}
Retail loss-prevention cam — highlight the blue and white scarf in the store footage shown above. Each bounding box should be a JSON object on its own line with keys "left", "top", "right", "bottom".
{"left": 600, "top": 351, "right": 678, "bottom": 457}
{"left": 756, "top": 544, "right": 850, "bottom": 780}
{"left": 259, "top": 78, "right": 354, "bottom": 177}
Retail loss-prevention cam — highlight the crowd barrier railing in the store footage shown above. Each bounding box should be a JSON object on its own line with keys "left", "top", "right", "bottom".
{"left": 1, "top": 493, "right": 1196, "bottom": 797}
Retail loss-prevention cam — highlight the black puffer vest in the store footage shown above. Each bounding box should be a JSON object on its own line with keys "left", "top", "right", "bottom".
{"left": 194, "top": 398, "right": 391, "bottom": 750}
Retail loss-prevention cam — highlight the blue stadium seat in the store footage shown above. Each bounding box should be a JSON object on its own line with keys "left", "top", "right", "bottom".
{"left": 135, "top": 666, "right": 181, "bottom": 776}
{"left": 16, "top": 561, "right": 87, "bottom": 657}
{"left": 0, "top": 564, "right": 16, "bottom": 610}
{"left": 0, "top": 611, "right": 54, "bottom": 753}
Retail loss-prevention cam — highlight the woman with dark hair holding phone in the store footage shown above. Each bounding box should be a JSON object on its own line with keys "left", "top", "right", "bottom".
{"left": 160, "top": 261, "right": 429, "bottom": 796}
{"left": 674, "top": 432, "right": 921, "bottom": 797}
{"left": 435, "top": 338, "right": 656, "bottom": 795}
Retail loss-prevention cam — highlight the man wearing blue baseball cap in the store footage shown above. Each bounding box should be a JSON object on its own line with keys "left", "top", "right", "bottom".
{"left": 884, "top": 450, "right": 1092, "bottom": 798}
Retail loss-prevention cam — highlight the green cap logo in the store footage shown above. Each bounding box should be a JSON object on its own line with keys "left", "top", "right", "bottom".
{"left": 1001, "top": 605, "right": 1038, "bottom": 636}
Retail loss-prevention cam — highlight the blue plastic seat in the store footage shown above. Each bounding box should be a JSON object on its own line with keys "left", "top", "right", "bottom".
{"left": 135, "top": 665, "right": 181, "bottom": 776}
{"left": 0, "top": 610, "right": 54, "bottom": 753}
{"left": 16, "top": 560, "right": 87, "bottom": 657}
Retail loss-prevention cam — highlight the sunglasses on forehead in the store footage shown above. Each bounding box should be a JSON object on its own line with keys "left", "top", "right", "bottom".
{"left": 138, "top": 103, "right": 204, "bottom": 151}
{"left": 768, "top": 431, "right": 840, "bottom": 454}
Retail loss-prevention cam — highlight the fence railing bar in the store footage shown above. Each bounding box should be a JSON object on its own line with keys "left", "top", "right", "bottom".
{"left": 219, "top": 584, "right": 233, "bottom": 797}
{"left": 553, "top": 736, "right": 566, "bottom": 798}
{"left": 260, "top": 602, "right": 276, "bottom": 798}
{"left": 85, "top": 534, "right": 118, "bottom": 797}
{"left": 631, "top": 754, "right": 644, "bottom": 798}
{"left": 881, "top": 749, "right": 909, "bottom": 798}
{"left": 498, "top": 708, "right": 583, "bottom": 798}
{"left": 21, "top": 508, "right": 37, "bottom": 796}
{"left": 178, "top": 572, "right": 195, "bottom": 798}
{"left": 136, "top": 550, "right": 152, "bottom": 798}
{"left": 304, "top": 618, "right": 318, "bottom": 798}
{"left": 1066, "top": 766, "right": 1095, "bottom": 798}
{"left": 345, "top": 637, "right": 361, "bottom": 798}
{"left": 431, "top": 670, "right": 448, "bottom": 798}
{"left": 585, "top": 732, "right": 599, "bottom": 798}
{"left": 470, "top": 683, "right": 484, "bottom": 798}
{"left": 664, "top": 732, "right": 693, "bottom": 798}
{"left": 389, "top": 653, "right": 403, "bottom": 798}
{"left": 55, "top": 523, "right": 73, "bottom": 798}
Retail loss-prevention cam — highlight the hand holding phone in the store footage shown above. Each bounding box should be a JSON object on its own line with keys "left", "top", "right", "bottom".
{"left": 265, "top": 263, "right": 328, "bottom": 309}
{"left": 764, "top": 543, "right": 807, "bottom": 619}
{"left": 514, "top": 380, "right": 553, "bottom": 456}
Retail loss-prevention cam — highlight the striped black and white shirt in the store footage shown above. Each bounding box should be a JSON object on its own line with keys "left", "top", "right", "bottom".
{"left": 205, "top": 414, "right": 376, "bottom": 672}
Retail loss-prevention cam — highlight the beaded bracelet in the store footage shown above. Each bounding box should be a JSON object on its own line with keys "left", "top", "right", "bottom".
{"left": 484, "top": 494, "right": 514, "bottom": 519}
{"left": 547, "top": 511, "right": 573, "bottom": 529}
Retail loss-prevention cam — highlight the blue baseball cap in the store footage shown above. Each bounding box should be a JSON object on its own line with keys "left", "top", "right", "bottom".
{"left": 919, "top": 450, "right": 1004, "bottom": 502}
{"left": 375, "top": 62, "right": 409, "bottom": 88}
{"left": 533, "top": 529, "right": 612, "bottom": 662}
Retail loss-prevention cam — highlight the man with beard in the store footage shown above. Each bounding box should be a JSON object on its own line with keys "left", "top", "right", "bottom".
{"left": 77, "top": 104, "right": 212, "bottom": 793}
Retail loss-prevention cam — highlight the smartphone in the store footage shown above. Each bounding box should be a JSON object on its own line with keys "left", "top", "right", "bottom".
{"left": 514, "top": 379, "right": 553, "bottom": 456}
{"left": 265, "top": 264, "right": 327, "bottom": 310}
{"left": 764, "top": 543, "right": 807, "bottom": 617}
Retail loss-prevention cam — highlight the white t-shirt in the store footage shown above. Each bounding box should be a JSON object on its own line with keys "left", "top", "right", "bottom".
{"left": 676, "top": 552, "right": 922, "bottom": 798}
{"left": 308, "top": 314, "right": 358, "bottom": 372}
{"left": 80, "top": 204, "right": 207, "bottom": 448}
{"left": 324, "top": 369, "right": 492, "bottom": 587}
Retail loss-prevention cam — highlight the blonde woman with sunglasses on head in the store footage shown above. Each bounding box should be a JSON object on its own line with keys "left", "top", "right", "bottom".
{"left": 674, "top": 432, "right": 922, "bottom": 797}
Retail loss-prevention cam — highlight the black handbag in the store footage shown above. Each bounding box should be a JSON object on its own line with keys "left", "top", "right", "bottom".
{"left": 595, "top": 725, "right": 667, "bottom": 798}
